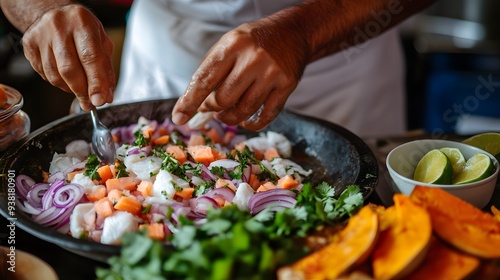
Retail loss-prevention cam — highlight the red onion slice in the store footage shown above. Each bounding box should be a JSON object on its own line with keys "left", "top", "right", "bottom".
{"left": 15, "top": 174, "right": 36, "bottom": 201}
{"left": 247, "top": 188, "right": 297, "bottom": 214}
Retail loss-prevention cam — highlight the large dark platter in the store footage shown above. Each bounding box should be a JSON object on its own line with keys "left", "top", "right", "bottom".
{"left": 0, "top": 99, "right": 378, "bottom": 262}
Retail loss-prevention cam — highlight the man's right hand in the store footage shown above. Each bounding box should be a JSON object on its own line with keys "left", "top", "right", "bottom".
{"left": 22, "top": 4, "right": 115, "bottom": 111}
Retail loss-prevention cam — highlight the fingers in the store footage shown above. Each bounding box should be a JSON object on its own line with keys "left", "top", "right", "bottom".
{"left": 240, "top": 89, "right": 287, "bottom": 131}
{"left": 74, "top": 24, "right": 115, "bottom": 110}
{"left": 172, "top": 47, "right": 235, "bottom": 124}
{"left": 21, "top": 4, "right": 115, "bottom": 111}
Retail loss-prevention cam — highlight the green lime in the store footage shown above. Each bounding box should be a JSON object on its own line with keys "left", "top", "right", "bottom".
{"left": 439, "top": 147, "right": 466, "bottom": 178}
{"left": 453, "top": 153, "right": 495, "bottom": 185}
{"left": 462, "top": 133, "right": 500, "bottom": 161}
{"left": 414, "top": 149, "right": 453, "bottom": 184}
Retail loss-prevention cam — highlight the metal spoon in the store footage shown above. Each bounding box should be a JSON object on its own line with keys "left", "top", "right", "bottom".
{"left": 90, "top": 107, "right": 116, "bottom": 163}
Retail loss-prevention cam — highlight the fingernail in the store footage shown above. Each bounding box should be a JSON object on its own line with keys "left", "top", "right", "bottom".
{"left": 172, "top": 112, "right": 189, "bottom": 125}
{"left": 91, "top": 94, "right": 105, "bottom": 106}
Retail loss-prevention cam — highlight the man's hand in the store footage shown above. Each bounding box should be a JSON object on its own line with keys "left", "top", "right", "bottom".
{"left": 172, "top": 20, "right": 304, "bottom": 131}
{"left": 21, "top": 4, "right": 115, "bottom": 111}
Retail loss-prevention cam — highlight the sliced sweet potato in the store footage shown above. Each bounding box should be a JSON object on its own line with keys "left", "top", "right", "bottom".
{"left": 410, "top": 186, "right": 500, "bottom": 258}
{"left": 372, "top": 194, "right": 432, "bottom": 280}
{"left": 277, "top": 205, "right": 379, "bottom": 280}
{"left": 406, "top": 236, "right": 480, "bottom": 280}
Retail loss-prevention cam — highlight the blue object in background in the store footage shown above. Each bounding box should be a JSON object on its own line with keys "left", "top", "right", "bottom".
{"left": 424, "top": 53, "right": 500, "bottom": 134}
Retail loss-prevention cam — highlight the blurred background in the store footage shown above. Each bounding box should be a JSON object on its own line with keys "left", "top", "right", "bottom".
{"left": 0, "top": 0, "right": 499, "bottom": 135}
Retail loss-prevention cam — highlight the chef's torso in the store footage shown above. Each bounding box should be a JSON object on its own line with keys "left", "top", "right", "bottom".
{"left": 115, "top": 0, "right": 406, "bottom": 137}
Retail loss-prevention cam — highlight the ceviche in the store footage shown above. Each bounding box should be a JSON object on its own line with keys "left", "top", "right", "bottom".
{"left": 15, "top": 115, "right": 365, "bottom": 279}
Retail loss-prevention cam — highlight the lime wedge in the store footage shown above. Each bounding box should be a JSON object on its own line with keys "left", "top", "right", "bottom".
{"left": 462, "top": 133, "right": 500, "bottom": 161}
{"left": 414, "top": 149, "right": 453, "bottom": 184}
{"left": 439, "top": 147, "right": 466, "bottom": 178}
{"left": 453, "top": 153, "right": 495, "bottom": 185}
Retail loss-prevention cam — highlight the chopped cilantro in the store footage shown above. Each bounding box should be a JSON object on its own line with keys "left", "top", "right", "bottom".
{"left": 83, "top": 154, "right": 102, "bottom": 181}
{"left": 114, "top": 160, "right": 129, "bottom": 178}
{"left": 141, "top": 204, "right": 152, "bottom": 214}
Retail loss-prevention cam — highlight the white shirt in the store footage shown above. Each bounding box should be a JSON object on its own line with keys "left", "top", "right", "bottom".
{"left": 114, "top": 0, "right": 406, "bottom": 137}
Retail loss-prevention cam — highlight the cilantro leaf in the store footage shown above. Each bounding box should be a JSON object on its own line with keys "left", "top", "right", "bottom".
{"left": 83, "top": 154, "right": 102, "bottom": 181}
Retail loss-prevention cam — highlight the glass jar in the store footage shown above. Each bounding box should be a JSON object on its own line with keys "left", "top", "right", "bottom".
{"left": 0, "top": 84, "right": 30, "bottom": 151}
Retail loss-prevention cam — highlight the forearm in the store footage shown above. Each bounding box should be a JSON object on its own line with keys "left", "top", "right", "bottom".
{"left": 253, "top": 0, "right": 437, "bottom": 78}
{"left": 0, "top": 0, "right": 76, "bottom": 32}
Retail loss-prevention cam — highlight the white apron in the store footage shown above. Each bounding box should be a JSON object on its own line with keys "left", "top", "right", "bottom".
{"left": 114, "top": 0, "right": 406, "bottom": 137}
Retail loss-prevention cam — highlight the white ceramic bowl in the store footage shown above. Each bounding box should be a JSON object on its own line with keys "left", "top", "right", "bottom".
{"left": 386, "top": 139, "right": 499, "bottom": 209}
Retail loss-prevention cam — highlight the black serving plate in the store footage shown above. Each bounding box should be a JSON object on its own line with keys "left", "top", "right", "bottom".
{"left": 0, "top": 99, "right": 378, "bottom": 262}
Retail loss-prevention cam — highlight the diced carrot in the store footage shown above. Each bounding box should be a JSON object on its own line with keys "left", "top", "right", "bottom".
{"left": 166, "top": 145, "right": 188, "bottom": 164}
{"left": 153, "top": 135, "right": 170, "bottom": 146}
{"left": 213, "top": 196, "right": 226, "bottom": 207}
{"left": 142, "top": 127, "right": 154, "bottom": 139}
{"left": 257, "top": 181, "right": 277, "bottom": 192}
{"left": 86, "top": 186, "right": 107, "bottom": 202}
{"left": 67, "top": 170, "right": 83, "bottom": 181}
{"left": 137, "top": 181, "right": 153, "bottom": 197}
{"left": 188, "top": 134, "right": 206, "bottom": 146}
{"left": 205, "top": 128, "right": 222, "bottom": 144}
{"left": 264, "top": 147, "right": 280, "bottom": 161}
{"left": 114, "top": 196, "right": 142, "bottom": 215}
{"left": 157, "top": 126, "right": 169, "bottom": 136}
{"left": 249, "top": 174, "right": 261, "bottom": 191}
{"left": 107, "top": 189, "right": 123, "bottom": 204}
{"left": 94, "top": 197, "right": 114, "bottom": 218}
{"left": 215, "top": 178, "right": 236, "bottom": 192}
{"left": 187, "top": 145, "right": 215, "bottom": 165}
{"left": 105, "top": 177, "right": 137, "bottom": 192}
{"left": 223, "top": 131, "right": 235, "bottom": 145}
{"left": 175, "top": 187, "right": 195, "bottom": 199}
{"left": 277, "top": 174, "right": 299, "bottom": 190}
{"left": 112, "top": 134, "right": 119, "bottom": 143}
{"left": 139, "top": 223, "right": 165, "bottom": 240}
{"left": 212, "top": 149, "right": 227, "bottom": 160}
{"left": 97, "top": 165, "right": 114, "bottom": 184}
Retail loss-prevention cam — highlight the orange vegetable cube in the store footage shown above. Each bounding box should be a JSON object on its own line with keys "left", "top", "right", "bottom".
{"left": 188, "top": 134, "right": 206, "bottom": 146}
{"left": 139, "top": 223, "right": 165, "bottom": 240}
{"left": 215, "top": 178, "right": 236, "bottom": 192}
{"left": 277, "top": 174, "right": 299, "bottom": 190}
{"left": 166, "top": 145, "right": 187, "bottom": 164}
{"left": 205, "top": 128, "right": 222, "bottom": 144}
{"left": 94, "top": 197, "right": 114, "bottom": 218}
{"left": 187, "top": 145, "right": 215, "bottom": 165}
{"left": 257, "top": 182, "right": 277, "bottom": 192}
{"left": 264, "top": 147, "right": 280, "bottom": 161}
{"left": 175, "top": 187, "right": 195, "bottom": 199}
{"left": 107, "top": 189, "right": 123, "bottom": 204}
{"left": 105, "top": 177, "right": 137, "bottom": 192}
{"left": 114, "top": 196, "right": 142, "bottom": 215}
{"left": 86, "top": 186, "right": 107, "bottom": 202}
{"left": 97, "top": 165, "right": 114, "bottom": 184}
{"left": 137, "top": 181, "right": 153, "bottom": 197}
{"left": 249, "top": 174, "right": 261, "bottom": 191}
{"left": 153, "top": 135, "right": 170, "bottom": 146}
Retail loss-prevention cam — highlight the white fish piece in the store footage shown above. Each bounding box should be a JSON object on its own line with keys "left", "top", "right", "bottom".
{"left": 124, "top": 154, "right": 162, "bottom": 180}
{"left": 266, "top": 131, "right": 292, "bottom": 158}
{"left": 71, "top": 173, "right": 100, "bottom": 194}
{"left": 187, "top": 111, "right": 214, "bottom": 130}
{"left": 233, "top": 183, "right": 255, "bottom": 211}
{"left": 70, "top": 203, "right": 95, "bottom": 239}
{"left": 49, "top": 154, "right": 82, "bottom": 174}
{"left": 64, "top": 140, "right": 91, "bottom": 161}
{"left": 243, "top": 131, "right": 292, "bottom": 158}
{"left": 268, "top": 158, "right": 312, "bottom": 183}
{"left": 152, "top": 169, "right": 189, "bottom": 200}
{"left": 101, "top": 211, "right": 139, "bottom": 245}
